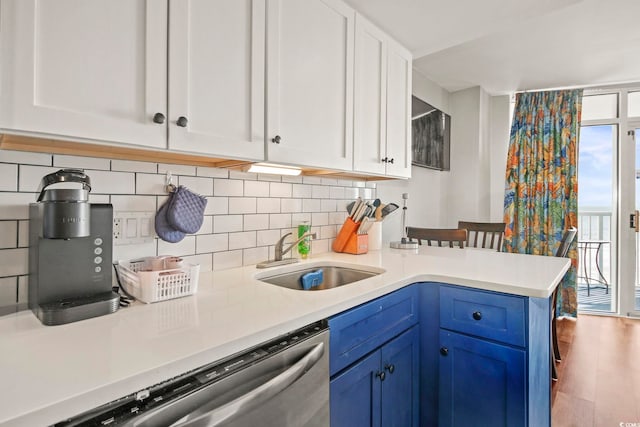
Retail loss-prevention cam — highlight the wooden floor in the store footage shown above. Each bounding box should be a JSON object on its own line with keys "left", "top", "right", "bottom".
{"left": 552, "top": 314, "right": 640, "bottom": 426}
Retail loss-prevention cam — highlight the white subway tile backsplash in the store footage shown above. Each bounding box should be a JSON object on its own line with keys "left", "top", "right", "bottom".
{"left": 205, "top": 197, "right": 228, "bottom": 215}
{"left": 229, "top": 231, "right": 256, "bottom": 250}
{"left": 54, "top": 155, "right": 110, "bottom": 170}
{"left": 178, "top": 176, "right": 214, "bottom": 196}
{"left": 269, "top": 213, "right": 292, "bottom": 229}
{"left": 158, "top": 236, "right": 196, "bottom": 257}
{"left": 158, "top": 164, "right": 196, "bottom": 176}
{"left": 244, "top": 214, "right": 269, "bottom": 231}
{"left": 197, "top": 216, "right": 213, "bottom": 235}
{"left": 111, "top": 159, "right": 157, "bottom": 173}
{"left": 0, "top": 150, "right": 51, "bottom": 166}
{"left": 0, "top": 277, "right": 17, "bottom": 306}
{"left": 311, "top": 212, "right": 329, "bottom": 226}
{"left": 311, "top": 185, "right": 330, "bottom": 199}
{"left": 257, "top": 229, "right": 281, "bottom": 247}
{"left": 0, "top": 222, "right": 17, "bottom": 249}
{"left": 89, "top": 170, "right": 135, "bottom": 194}
{"left": 292, "top": 184, "right": 312, "bottom": 198}
{"left": 197, "top": 166, "right": 228, "bottom": 178}
{"left": 244, "top": 180, "right": 270, "bottom": 197}
{"left": 256, "top": 198, "right": 280, "bottom": 214}
{"left": 18, "top": 221, "right": 29, "bottom": 247}
{"left": 0, "top": 193, "right": 34, "bottom": 220}
{"left": 17, "top": 276, "right": 28, "bottom": 304}
{"left": 302, "top": 199, "right": 321, "bottom": 212}
{"left": 321, "top": 199, "right": 337, "bottom": 212}
{"left": 214, "top": 215, "right": 243, "bottom": 233}
{"left": 281, "top": 198, "right": 302, "bottom": 213}
{"left": 19, "top": 165, "right": 58, "bottom": 192}
{"left": 110, "top": 195, "right": 156, "bottom": 211}
{"left": 135, "top": 173, "right": 166, "bottom": 195}
{"left": 1, "top": 153, "right": 379, "bottom": 311}
{"left": 196, "top": 233, "right": 228, "bottom": 253}
{"left": 0, "top": 164, "right": 18, "bottom": 191}
{"left": 270, "top": 182, "right": 292, "bottom": 198}
{"left": 229, "top": 170, "right": 257, "bottom": 181}
{"left": 183, "top": 253, "right": 213, "bottom": 272}
{"left": 243, "top": 247, "right": 268, "bottom": 266}
{"left": 213, "top": 250, "right": 243, "bottom": 270}
{"left": 229, "top": 197, "right": 257, "bottom": 214}
{"left": 0, "top": 248, "right": 28, "bottom": 276}
{"left": 214, "top": 179, "right": 243, "bottom": 197}
{"left": 330, "top": 187, "right": 345, "bottom": 199}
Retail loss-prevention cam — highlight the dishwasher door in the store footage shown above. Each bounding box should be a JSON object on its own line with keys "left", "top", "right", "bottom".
{"left": 58, "top": 322, "right": 329, "bottom": 427}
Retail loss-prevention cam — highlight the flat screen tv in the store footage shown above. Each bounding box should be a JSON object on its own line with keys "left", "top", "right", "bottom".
{"left": 411, "top": 96, "right": 450, "bottom": 171}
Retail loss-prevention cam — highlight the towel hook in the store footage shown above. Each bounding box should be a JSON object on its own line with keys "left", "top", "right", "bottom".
{"left": 165, "top": 171, "right": 176, "bottom": 193}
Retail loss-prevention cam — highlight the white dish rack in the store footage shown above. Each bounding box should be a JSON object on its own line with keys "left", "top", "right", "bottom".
{"left": 117, "top": 260, "right": 200, "bottom": 303}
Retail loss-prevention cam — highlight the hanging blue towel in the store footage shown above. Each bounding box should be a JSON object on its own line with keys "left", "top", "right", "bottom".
{"left": 300, "top": 269, "right": 323, "bottom": 290}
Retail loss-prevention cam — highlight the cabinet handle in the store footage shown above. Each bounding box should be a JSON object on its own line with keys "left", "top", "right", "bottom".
{"left": 381, "top": 157, "right": 388, "bottom": 163}
{"left": 152, "top": 112, "right": 166, "bottom": 124}
{"left": 385, "top": 364, "right": 395, "bottom": 374}
{"left": 272, "top": 135, "right": 282, "bottom": 144}
{"left": 440, "top": 347, "right": 448, "bottom": 356}
{"left": 375, "top": 371, "right": 386, "bottom": 381}
{"left": 176, "top": 116, "right": 188, "bottom": 127}
{"left": 388, "top": 158, "right": 394, "bottom": 164}
{"left": 472, "top": 311, "right": 482, "bottom": 321}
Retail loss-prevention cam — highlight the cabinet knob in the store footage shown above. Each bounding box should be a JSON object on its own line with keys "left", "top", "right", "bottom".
{"left": 388, "top": 158, "right": 394, "bottom": 164}
{"left": 176, "top": 116, "right": 188, "bottom": 127}
{"left": 381, "top": 157, "right": 387, "bottom": 163}
{"left": 152, "top": 112, "right": 165, "bottom": 124}
{"left": 385, "top": 364, "right": 395, "bottom": 374}
{"left": 271, "top": 135, "right": 282, "bottom": 144}
{"left": 472, "top": 311, "right": 482, "bottom": 321}
{"left": 375, "top": 371, "right": 386, "bottom": 381}
{"left": 440, "top": 347, "right": 448, "bottom": 356}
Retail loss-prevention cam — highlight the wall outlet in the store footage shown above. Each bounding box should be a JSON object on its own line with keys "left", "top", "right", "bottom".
{"left": 113, "top": 211, "right": 155, "bottom": 245}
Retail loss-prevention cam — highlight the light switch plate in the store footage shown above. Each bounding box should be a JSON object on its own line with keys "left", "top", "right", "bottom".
{"left": 113, "top": 211, "right": 155, "bottom": 245}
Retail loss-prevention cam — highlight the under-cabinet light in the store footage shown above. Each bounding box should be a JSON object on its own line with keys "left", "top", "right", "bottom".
{"left": 245, "top": 163, "right": 302, "bottom": 176}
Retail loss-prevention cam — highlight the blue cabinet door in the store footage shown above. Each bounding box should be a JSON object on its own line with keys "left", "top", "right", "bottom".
{"left": 380, "top": 326, "right": 419, "bottom": 427}
{"left": 439, "top": 330, "right": 526, "bottom": 427}
{"left": 330, "top": 350, "right": 382, "bottom": 427}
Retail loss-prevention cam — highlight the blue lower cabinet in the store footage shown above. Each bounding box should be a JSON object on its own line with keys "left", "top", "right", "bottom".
{"left": 330, "top": 327, "right": 419, "bottom": 427}
{"left": 438, "top": 330, "right": 526, "bottom": 427}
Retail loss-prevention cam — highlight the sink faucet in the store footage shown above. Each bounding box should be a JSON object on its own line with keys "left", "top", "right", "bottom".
{"left": 274, "top": 232, "right": 317, "bottom": 261}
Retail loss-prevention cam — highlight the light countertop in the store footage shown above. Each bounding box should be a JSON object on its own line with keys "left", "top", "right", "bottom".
{"left": 0, "top": 246, "right": 569, "bottom": 426}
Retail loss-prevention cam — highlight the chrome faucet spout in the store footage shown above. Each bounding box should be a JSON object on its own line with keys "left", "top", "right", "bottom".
{"left": 275, "top": 232, "right": 317, "bottom": 261}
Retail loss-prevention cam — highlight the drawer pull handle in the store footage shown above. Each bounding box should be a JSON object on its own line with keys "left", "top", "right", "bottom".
{"left": 376, "top": 371, "right": 386, "bottom": 381}
{"left": 385, "top": 364, "right": 395, "bottom": 374}
{"left": 472, "top": 311, "right": 482, "bottom": 321}
{"left": 440, "top": 347, "right": 448, "bottom": 356}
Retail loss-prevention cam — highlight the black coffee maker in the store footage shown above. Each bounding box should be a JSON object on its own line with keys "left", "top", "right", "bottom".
{"left": 28, "top": 169, "right": 119, "bottom": 325}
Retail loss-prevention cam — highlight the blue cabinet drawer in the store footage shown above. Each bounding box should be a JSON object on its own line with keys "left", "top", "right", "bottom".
{"left": 329, "top": 285, "right": 419, "bottom": 376}
{"left": 440, "top": 285, "right": 526, "bottom": 347}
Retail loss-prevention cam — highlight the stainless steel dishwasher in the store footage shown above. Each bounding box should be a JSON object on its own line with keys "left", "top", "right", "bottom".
{"left": 57, "top": 321, "right": 329, "bottom": 427}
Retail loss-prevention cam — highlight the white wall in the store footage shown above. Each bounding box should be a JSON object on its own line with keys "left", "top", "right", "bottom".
{"left": 489, "top": 95, "right": 511, "bottom": 221}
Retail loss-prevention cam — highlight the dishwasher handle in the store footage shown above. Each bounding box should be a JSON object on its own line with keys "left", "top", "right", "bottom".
{"left": 129, "top": 340, "right": 325, "bottom": 427}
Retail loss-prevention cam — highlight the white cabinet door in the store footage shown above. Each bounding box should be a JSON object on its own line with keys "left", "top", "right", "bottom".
{"left": 266, "top": 0, "right": 354, "bottom": 170}
{"left": 352, "top": 15, "right": 412, "bottom": 178}
{"left": 353, "top": 15, "right": 387, "bottom": 175}
{"left": 385, "top": 39, "right": 412, "bottom": 178}
{"left": 0, "top": 0, "right": 167, "bottom": 149}
{"left": 168, "top": 0, "right": 265, "bottom": 161}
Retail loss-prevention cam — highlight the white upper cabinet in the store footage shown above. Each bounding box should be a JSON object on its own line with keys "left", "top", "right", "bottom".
{"left": 168, "top": 0, "right": 265, "bottom": 160}
{"left": 353, "top": 14, "right": 412, "bottom": 178}
{"left": 266, "top": 0, "right": 354, "bottom": 171}
{"left": 0, "top": 0, "right": 168, "bottom": 149}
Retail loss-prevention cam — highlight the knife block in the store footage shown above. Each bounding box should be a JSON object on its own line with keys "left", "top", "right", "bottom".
{"left": 333, "top": 218, "right": 368, "bottom": 255}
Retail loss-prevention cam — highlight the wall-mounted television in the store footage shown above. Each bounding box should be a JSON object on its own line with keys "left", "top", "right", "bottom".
{"left": 411, "top": 96, "right": 451, "bottom": 171}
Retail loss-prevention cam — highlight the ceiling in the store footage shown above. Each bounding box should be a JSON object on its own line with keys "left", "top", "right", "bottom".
{"left": 344, "top": 0, "right": 640, "bottom": 95}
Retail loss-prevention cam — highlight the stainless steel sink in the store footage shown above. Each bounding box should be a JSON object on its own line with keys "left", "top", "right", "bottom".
{"left": 256, "top": 263, "right": 384, "bottom": 291}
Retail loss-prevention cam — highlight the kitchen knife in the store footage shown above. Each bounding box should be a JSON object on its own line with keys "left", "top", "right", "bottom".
{"left": 381, "top": 203, "right": 399, "bottom": 218}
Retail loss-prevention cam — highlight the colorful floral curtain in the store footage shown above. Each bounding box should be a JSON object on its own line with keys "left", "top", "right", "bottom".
{"left": 503, "top": 89, "right": 582, "bottom": 317}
